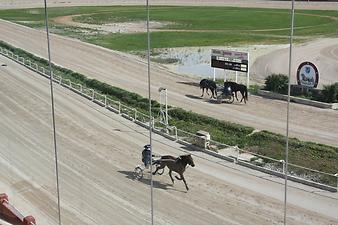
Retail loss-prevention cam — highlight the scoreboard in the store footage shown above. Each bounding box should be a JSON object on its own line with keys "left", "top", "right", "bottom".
{"left": 211, "top": 49, "right": 248, "bottom": 72}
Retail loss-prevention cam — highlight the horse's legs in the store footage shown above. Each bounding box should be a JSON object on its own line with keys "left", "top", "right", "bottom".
{"left": 234, "top": 91, "right": 239, "bottom": 101}
{"left": 239, "top": 91, "right": 244, "bottom": 102}
{"left": 152, "top": 164, "right": 165, "bottom": 175}
{"left": 169, "top": 170, "right": 175, "bottom": 184}
{"left": 239, "top": 90, "right": 246, "bottom": 104}
{"left": 200, "top": 88, "right": 204, "bottom": 97}
{"left": 210, "top": 88, "right": 216, "bottom": 99}
{"left": 206, "top": 88, "right": 210, "bottom": 96}
{"left": 176, "top": 173, "right": 189, "bottom": 191}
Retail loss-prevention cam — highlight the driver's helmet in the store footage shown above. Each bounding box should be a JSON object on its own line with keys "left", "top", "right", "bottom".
{"left": 224, "top": 85, "right": 231, "bottom": 94}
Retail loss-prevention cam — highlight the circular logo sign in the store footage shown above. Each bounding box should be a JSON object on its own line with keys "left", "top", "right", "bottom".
{"left": 297, "top": 62, "right": 319, "bottom": 88}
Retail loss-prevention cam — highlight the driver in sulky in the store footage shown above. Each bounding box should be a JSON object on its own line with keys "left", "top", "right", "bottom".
{"left": 142, "top": 144, "right": 152, "bottom": 168}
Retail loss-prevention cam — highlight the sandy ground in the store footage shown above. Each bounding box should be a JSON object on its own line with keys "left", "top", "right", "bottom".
{"left": 0, "top": 55, "right": 337, "bottom": 225}
{"left": 53, "top": 15, "right": 170, "bottom": 34}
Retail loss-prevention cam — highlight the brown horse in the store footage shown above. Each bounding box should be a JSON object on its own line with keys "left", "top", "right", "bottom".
{"left": 153, "top": 154, "right": 195, "bottom": 191}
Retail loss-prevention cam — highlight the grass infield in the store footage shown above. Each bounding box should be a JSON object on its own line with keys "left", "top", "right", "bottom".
{"left": 1, "top": 6, "right": 338, "bottom": 51}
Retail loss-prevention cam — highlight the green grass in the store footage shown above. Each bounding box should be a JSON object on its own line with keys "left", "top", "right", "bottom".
{"left": 86, "top": 31, "right": 289, "bottom": 51}
{"left": 1, "top": 6, "right": 338, "bottom": 51}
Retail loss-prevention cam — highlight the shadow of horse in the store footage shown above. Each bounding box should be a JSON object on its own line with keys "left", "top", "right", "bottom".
{"left": 118, "top": 170, "right": 186, "bottom": 192}
{"left": 185, "top": 94, "right": 223, "bottom": 105}
{"left": 118, "top": 170, "right": 169, "bottom": 189}
{"left": 185, "top": 94, "right": 203, "bottom": 100}
{"left": 176, "top": 81, "right": 200, "bottom": 87}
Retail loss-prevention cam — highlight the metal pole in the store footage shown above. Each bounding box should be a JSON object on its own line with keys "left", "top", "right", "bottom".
{"left": 247, "top": 52, "right": 250, "bottom": 88}
{"left": 284, "top": 1, "right": 295, "bottom": 224}
{"left": 224, "top": 69, "right": 227, "bottom": 82}
{"left": 165, "top": 88, "right": 168, "bottom": 127}
{"left": 146, "top": 0, "right": 154, "bottom": 224}
{"left": 43, "top": 1, "right": 62, "bottom": 224}
{"left": 213, "top": 68, "right": 216, "bottom": 81}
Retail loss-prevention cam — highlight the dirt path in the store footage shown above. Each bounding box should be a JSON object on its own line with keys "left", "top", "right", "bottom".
{"left": 1, "top": 55, "right": 337, "bottom": 225}
{"left": 53, "top": 14, "right": 170, "bottom": 34}
{"left": 252, "top": 38, "right": 338, "bottom": 87}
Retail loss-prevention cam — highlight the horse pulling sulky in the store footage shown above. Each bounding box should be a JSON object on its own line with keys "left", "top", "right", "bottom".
{"left": 134, "top": 145, "right": 195, "bottom": 191}
{"left": 199, "top": 79, "right": 248, "bottom": 104}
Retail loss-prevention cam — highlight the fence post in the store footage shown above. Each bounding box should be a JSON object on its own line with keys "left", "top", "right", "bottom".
{"left": 92, "top": 89, "right": 95, "bottom": 101}
{"left": 335, "top": 174, "right": 338, "bottom": 190}
{"left": 152, "top": 117, "right": 155, "bottom": 129}
{"left": 118, "top": 102, "right": 121, "bottom": 114}
{"left": 174, "top": 126, "right": 178, "bottom": 140}
{"left": 104, "top": 95, "right": 107, "bottom": 107}
{"left": 80, "top": 84, "right": 83, "bottom": 93}
{"left": 235, "top": 146, "right": 240, "bottom": 163}
{"left": 280, "top": 160, "right": 286, "bottom": 174}
{"left": 134, "top": 109, "right": 137, "bottom": 121}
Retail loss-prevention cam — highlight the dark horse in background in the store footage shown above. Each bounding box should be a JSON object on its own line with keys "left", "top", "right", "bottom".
{"left": 224, "top": 81, "right": 248, "bottom": 104}
{"left": 153, "top": 154, "right": 195, "bottom": 191}
{"left": 199, "top": 79, "right": 217, "bottom": 99}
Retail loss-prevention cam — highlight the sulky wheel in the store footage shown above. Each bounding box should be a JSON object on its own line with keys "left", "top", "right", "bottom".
{"left": 224, "top": 94, "right": 234, "bottom": 104}
{"left": 134, "top": 166, "right": 143, "bottom": 180}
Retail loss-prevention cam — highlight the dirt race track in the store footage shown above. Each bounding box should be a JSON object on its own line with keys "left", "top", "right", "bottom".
{"left": 1, "top": 55, "right": 338, "bottom": 225}
{"left": 0, "top": 1, "right": 338, "bottom": 224}
{"left": 0, "top": 19, "right": 338, "bottom": 147}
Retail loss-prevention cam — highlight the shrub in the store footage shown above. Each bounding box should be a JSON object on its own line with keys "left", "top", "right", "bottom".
{"left": 321, "top": 82, "right": 338, "bottom": 103}
{"left": 248, "top": 84, "right": 261, "bottom": 95}
{"left": 264, "top": 74, "right": 289, "bottom": 94}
